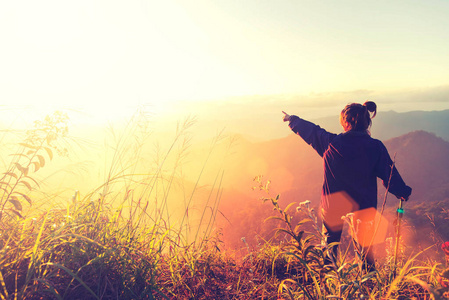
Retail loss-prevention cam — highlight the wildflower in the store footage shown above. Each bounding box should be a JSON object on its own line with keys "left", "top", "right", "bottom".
{"left": 300, "top": 200, "right": 311, "bottom": 206}
{"left": 341, "top": 212, "right": 354, "bottom": 222}
{"left": 442, "top": 241, "right": 449, "bottom": 256}
{"left": 297, "top": 200, "right": 311, "bottom": 211}
{"left": 437, "top": 274, "right": 449, "bottom": 288}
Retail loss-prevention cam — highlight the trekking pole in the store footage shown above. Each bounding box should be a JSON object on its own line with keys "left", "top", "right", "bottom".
{"left": 393, "top": 198, "right": 405, "bottom": 278}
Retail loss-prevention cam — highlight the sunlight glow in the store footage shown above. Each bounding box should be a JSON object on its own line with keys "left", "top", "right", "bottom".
{"left": 1, "top": 0, "right": 448, "bottom": 126}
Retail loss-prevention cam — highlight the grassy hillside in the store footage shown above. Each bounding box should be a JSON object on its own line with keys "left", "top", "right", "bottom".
{"left": 1, "top": 178, "right": 448, "bottom": 299}
{"left": 215, "top": 129, "right": 449, "bottom": 250}
{"left": 1, "top": 112, "right": 449, "bottom": 299}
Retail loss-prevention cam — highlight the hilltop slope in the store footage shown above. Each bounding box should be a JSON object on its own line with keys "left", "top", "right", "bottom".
{"left": 217, "top": 130, "right": 449, "bottom": 247}
{"left": 383, "top": 130, "right": 449, "bottom": 205}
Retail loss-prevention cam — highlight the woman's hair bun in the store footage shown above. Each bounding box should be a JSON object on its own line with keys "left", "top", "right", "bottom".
{"left": 363, "top": 101, "right": 377, "bottom": 118}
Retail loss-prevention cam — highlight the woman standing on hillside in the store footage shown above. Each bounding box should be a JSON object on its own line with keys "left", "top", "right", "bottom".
{"left": 283, "top": 101, "right": 412, "bottom": 271}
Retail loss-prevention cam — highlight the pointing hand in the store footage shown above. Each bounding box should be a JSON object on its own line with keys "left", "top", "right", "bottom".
{"left": 282, "top": 111, "right": 291, "bottom": 122}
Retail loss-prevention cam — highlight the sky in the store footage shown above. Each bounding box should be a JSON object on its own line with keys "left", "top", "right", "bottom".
{"left": 1, "top": 0, "right": 448, "bottom": 127}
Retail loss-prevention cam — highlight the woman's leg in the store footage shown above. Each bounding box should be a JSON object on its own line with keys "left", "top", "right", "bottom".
{"left": 354, "top": 214, "right": 377, "bottom": 272}
{"left": 322, "top": 221, "right": 343, "bottom": 266}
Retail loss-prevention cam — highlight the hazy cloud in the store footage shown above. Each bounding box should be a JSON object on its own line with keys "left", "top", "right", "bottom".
{"left": 158, "top": 86, "right": 449, "bottom": 141}
{"left": 170, "top": 85, "right": 449, "bottom": 121}
{"left": 375, "top": 85, "right": 449, "bottom": 104}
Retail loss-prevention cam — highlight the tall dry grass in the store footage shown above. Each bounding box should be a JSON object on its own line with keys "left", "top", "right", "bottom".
{"left": 0, "top": 111, "right": 230, "bottom": 299}
{"left": 253, "top": 176, "right": 449, "bottom": 299}
{"left": 0, "top": 111, "right": 448, "bottom": 299}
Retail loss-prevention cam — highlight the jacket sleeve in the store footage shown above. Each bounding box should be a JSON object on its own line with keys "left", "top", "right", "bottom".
{"left": 288, "top": 115, "right": 337, "bottom": 157}
{"left": 375, "top": 141, "right": 412, "bottom": 200}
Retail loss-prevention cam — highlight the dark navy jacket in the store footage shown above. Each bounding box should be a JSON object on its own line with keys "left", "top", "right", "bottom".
{"left": 288, "top": 116, "right": 412, "bottom": 210}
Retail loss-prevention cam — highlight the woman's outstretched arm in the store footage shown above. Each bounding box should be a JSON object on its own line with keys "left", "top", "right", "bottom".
{"left": 283, "top": 111, "right": 337, "bottom": 157}
{"left": 375, "top": 141, "right": 412, "bottom": 201}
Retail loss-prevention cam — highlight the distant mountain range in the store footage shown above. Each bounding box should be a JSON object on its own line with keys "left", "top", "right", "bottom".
{"left": 220, "top": 128, "right": 449, "bottom": 203}
{"left": 313, "top": 109, "right": 449, "bottom": 142}
{"left": 217, "top": 129, "right": 449, "bottom": 248}
{"left": 383, "top": 130, "right": 449, "bottom": 205}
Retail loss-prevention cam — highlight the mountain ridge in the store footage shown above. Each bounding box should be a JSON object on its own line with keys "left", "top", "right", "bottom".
{"left": 217, "top": 129, "right": 449, "bottom": 248}
{"left": 312, "top": 109, "right": 449, "bottom": 142}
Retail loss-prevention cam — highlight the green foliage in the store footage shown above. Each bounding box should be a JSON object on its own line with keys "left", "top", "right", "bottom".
{"left": 0, "top": 193, "right": 164, "bottom": 299}
{"left": 254, "top": 176, "right": 449, "bottom": 299}
{"left": 407, "top": 198, "right": 449, "bottom": 243}
{"left": 1, "top": 113, "right": 449, "bottom": 299}
{"left": 0, "top": 111, "right": 69, "bottom": 221}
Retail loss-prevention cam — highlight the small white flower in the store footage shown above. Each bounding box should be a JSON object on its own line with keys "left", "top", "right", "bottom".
{"left": 300, "top": 200, "right": 311, "bottom": 206}
{"left": 341, "top": 212, "right": 355, "bottom": 222}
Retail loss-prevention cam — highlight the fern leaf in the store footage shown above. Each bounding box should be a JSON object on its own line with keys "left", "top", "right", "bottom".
{"left": 284, "top": 202, "right": 297, "bottom": 213}
{"left": 24, "top": 176, "right": 40, "bottom": 188}
{"left": 37, "top": 155, "right": 46, "bottom": 167}
{"left": 3, "top": 172, "right": 18, "bottom": 179}
{"left": 32, "top": 162, "right": 40, "bottom": 172}
{"left": 12, "top": 192, "right": 32, "bottom": 205}
{"left": 19, "top": 180, "right": 33, "bottom": 191}
{"left": 10, "top": 209, "right": 24, "bottom": 219}
{"left": 274, "top": 228, "right": 295, "bottom": 239}
{"left": 295, "top": 230, "right": 305, "bottom": 241}
{"left": 8, "top": 198, "right": 22, "bottom": 211}
{"left": 14, "top": 163, "right": 29, "bottom": 176}
{"left": 294, "top": 218, "right": 313, "bottom": 230}
{"left": 264, "top": 216, "right": 284, "bottom": 223}
{"left": 44, "top": 147, "right": 53, "bottom": 160}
